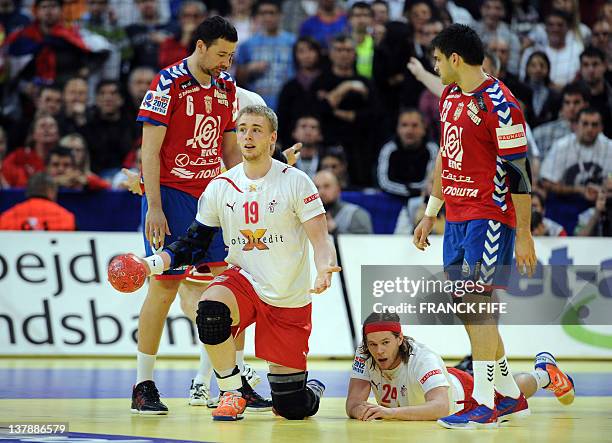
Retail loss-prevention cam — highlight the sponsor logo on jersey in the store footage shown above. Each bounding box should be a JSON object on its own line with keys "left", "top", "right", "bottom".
{"left": 467, "top": 99, "right": 480, "bottom": 115}
{"left": 441, "top": 169, "right": 474, "bottom": 183}
{"left": 467, "top": 110, "right": 482, "bottom": 125}
{"left": 304, "top": 193, "right": 320, "bottom": 204}
{"left": 204, "top": 96, "right": 213, "bottom": 113}
{"left": 419, "top": 369, "right": 442, "bottom": 384}
{"left": 226, "top": 202, "right": 236, "bottom": 212}
{"left": 268, "top": 199, "right": 278, "bottom": 213}
{"left": 233, "top": 229, "right": 286, "bottom": 251}
{"left": 214, "top": 89, "right": 229, "bottom": 107}
{"left": 442, "top": 185, "right": 479, "bottom": 198}
{"left": 140, "top": 90, "right": 171, "bottom": 116}
{"left": 211, "top": 274, "right": 229, "bottom": 284}
{"left": 446, "top": 93, "right": 461, "bottom": 99}
{"left": 352, "top": 356, "right": 365, "bottom": 374}
{"left": 440, "top": 122, "right": 464, "bottom": 170}
{"left": 187, "top": 114, "right": 220, "bottom": 154}
{"left": 180, "top": 79, "right": 195, "bottom": 90}
{"left": 496, "top": 124, "right": 527, "bottom": 149}
{"left": 178, "top": 86, "right": 201, "bottom": 99}
{"left": 453, "top": 102, "right": 464, "bottom": 121}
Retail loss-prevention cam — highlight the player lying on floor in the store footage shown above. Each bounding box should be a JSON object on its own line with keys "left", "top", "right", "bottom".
{"left": 346, "top": 312, "right": 575, "bottom": 426}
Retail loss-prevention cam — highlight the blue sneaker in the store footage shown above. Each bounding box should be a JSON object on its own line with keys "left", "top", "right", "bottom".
{"left": 535, "top": 352, "right": 575, "bottom": 405}
{"left": 437, "top": 398, "right": 498, "bottom": 429}
{"left": 496, "top": 392, "right": 530, "bottom": 421}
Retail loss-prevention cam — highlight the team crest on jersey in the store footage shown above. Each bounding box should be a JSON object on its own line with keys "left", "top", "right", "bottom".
{"left": 268, "top": 199, "right": 278, "bottom": 213}
{"left": 140, "top": 90, "right": 171, "bottom": 116}
{"left": 440, "top": 122, "right": 464, "bottom": 170}
{"left": 468, "top": 110, "right": 482, "bottom": 125}
{"left": 249, "top": 184, "right": 258, "bottom": 192}
{"left": 204, "top": 96, "right": 213, "bottom": 113}
{"left": 453, "top": 102, "right": 464, "bottom": 121}
{"left": 352, "top": 356, "right": 365, "bottom": 374}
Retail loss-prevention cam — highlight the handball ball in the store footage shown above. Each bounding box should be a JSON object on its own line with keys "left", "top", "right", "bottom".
{"left": 108, "top": 253, "right": 148, "bottom": 293}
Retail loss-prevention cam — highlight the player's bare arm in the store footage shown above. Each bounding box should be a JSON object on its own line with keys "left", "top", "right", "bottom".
{"left": 345, "top": 378, "right": 374, "bottom": 419}
{"left": 413, "top": 152, "right": 444, "bottom": 251}
{"left": 141, "top": 123, "right": 170, "bottom": 249}
{"left": 407, "top": 57, "right": 445, "bottom": 98}
{"left": 303, "top": 213, "right": 341, "bottom": 294}
{"left": 363, "top": 387, "right": 450, "bottom": 421}
{"left": 222, "top": 131, "right": 241, "bottom": 169}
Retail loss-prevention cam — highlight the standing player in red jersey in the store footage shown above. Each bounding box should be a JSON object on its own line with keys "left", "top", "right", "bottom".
{"left": 412, "top": 24, "right": 548, "bottom": 429}
{"left": 131, "top": 16, "right": 269, "bottom": 415}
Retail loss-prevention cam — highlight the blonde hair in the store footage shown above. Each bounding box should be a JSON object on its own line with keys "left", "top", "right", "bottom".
{"left": 237, "top": 105, "right": 278, "bottom": 132}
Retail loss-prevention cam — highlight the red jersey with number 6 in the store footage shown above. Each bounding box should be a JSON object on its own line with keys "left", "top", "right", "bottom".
{"left": 137, "top": 59, "right": 237, "bottom": 198}
{"left": 438, "top": 76, "right": 528, "bottom": 228}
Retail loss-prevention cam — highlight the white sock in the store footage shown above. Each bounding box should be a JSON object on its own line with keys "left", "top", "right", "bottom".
{"left": 472, "top": 360, "right": 495, "bottom": 409}
{"left": 136, "top": 351, "right": 156, "bottom": 385}
{"left": 215, "top": 366, "right": 242, "bottom": 394}
{"left": 236, "top": 350, "right": 245, "bottom": 372}
{"left": 194, "top": 346, "right": 213, "bottom": 386}
{"left": 531, "top": 369, "right": 551, "bottom": 389}
{"left": 495, "top": 356, "right": 521, "bottom": 398}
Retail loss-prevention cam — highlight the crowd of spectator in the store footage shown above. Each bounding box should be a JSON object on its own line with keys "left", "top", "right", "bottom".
{"left": 0, "top": 0, "right": 610, "bottom": 237}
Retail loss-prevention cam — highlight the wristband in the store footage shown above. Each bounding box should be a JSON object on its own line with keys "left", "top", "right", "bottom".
{"left": 424, "top": 196, "right": 444, "bottom": 217}
{"left": 143, "top": 254, "right": 165, "bottom": 275}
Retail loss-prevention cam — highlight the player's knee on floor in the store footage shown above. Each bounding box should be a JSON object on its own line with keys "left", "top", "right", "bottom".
{"left": 267, "top": 372, "right": 319, "bottom": 420}
{"left": 196, "top": 300, "right": 232, "bottom": 345}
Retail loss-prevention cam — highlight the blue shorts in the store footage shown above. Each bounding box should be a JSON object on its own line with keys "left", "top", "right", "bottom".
{"left": 443, "top": 219, "right": 515, "bottom": 288}
{"left": 141, "top": 185, "right": 226, "bottom": 276}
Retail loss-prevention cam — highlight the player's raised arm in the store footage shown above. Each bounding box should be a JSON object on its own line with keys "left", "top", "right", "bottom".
{"left": 303, "top": 214, "right": 341, "bottom": 294}
{"left": 141, "top": 123, "right": 170, "bottom": 249}
{"left": 407, "top": 57, "right": 445, "bottom": 98}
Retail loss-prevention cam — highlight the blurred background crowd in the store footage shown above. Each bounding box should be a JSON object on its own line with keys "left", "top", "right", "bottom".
{"left": 0, "top": 0, "right": 610, "bottom": 237}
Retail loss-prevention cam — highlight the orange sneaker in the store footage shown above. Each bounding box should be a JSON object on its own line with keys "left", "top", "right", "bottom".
{"left": 211, "top": 392, "right": 247, "bottom": 421}
{"left": 535, "top": 352, "right": 575, "bottom": 405}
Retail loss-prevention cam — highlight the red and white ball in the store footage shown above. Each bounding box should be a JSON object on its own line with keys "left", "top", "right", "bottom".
{"left": 107, "top": 253, "right": 148, "bottom": 293}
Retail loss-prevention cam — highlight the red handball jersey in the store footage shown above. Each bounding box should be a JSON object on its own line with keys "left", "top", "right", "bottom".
{"left": 137, "top": 59, "right": 238, "bottom": 198}
{"left": 438, "top": 77, "right": 528, "bottom": 228}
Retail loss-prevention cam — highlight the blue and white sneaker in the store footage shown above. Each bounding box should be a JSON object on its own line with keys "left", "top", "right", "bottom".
{"left": 535, "top": 352, "right": 575, "bottom": 405}
{"left": 437, "top": 398, "right": 499, "bottom": 429}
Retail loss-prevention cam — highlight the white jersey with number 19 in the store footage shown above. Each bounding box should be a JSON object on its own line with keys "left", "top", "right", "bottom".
{"left": 196, "top": 159, "right": 325, "bottom": 308}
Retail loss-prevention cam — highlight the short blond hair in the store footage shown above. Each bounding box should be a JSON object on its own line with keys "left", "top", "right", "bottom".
{"left": 237, "top": 105, "right": 278, "bottom": 132}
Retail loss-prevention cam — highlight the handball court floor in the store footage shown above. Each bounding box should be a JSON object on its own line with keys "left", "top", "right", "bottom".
{"left": 1, "top": 358, "right": 612, "bottom": 443}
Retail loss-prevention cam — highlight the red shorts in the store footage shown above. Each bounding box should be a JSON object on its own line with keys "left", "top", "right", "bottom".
{"left": 446, "top": 366, "right": 474, "bottom": 400}
{"left": 208, "top": 267, "right": 312, "bottom": 370}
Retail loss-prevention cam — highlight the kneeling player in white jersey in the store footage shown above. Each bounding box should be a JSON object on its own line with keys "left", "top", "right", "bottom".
{"left": 120, "top": 105, "right": 340, "bottom": 421}
{"left": 346, "top": 313, "right": 575, "bottom": 427}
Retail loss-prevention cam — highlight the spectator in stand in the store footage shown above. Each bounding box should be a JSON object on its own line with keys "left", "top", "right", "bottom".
{"left": 5, "top": 0, "right": 92, "bottom": 85}
{"left": 0, "top": 172, "right": 76, "bottom": 231}
{"left": 235, "top": 0, "right": 296, "bottom": 111}
{"left": 523, "top": 51, "right": 562, "bottom": 127}
{"left": 81, "top": 80, "right": 134, "bottom": 176}
{"left": 531, "top": 190, "right": 567, "bottom": 236}
{"left": 528, "top": 0, "right": 590, "bottom": 49}
{"left": 58, "top": 133, "right": 111, "bottom": 190}
{"left": 314, "top": 169, "right": 373, "bottom": 234}
{"left": 575, "top": 177, "right": 612, "bottom": 236}
{"left": 313, "top": 34, "right": 380, "bottom": 187}
{"left": 377, "top": 109, "right": 437, "bottom": 234}
{"left": 509, "top": 0, "right": 540, "bottom": 46}
{"left": 520, "top": 9, "right": 584, "bottom": 89}
{"left": 369, "top": 0, "right": 389, "bottom": 44}
{"left": 0, "top": 0, "right": 31, "bottom": 35}
{"left": 589, "top": 20, "right": 611, "bottom": 76}
{"left": 431, "top": 0, "right": 473, "bottom": 26}
{"left": 277, "top": 36, "right": 323, "bottom": 146}
{"left": 56, "top": 77, "right": 89, "bottom": 134}
{"left": 533, "top": 82, "right": 590, "bottom": 157}
{"left": 349, "top": 2, "right": 374, "bottom": 79}
{"left": 125, "top": 0, "right": 171, "bottom": 69}
{"left": 225, "top": 0, "right": 256, "bottom": 50}
{"left": 158, "top": 1, "right": 207, "bottom": 69}
{"left": 579, "top": 46, "right": 612, "bottom": 138}
{"left": 46, "top": 146, "right": 76, "bottom": 185}
{"left": 406, "top": 0, "right": 435, "bottom": 60}
{"left": 292, "top": 114, "right": 324, "bottom": 179}
{"left": 2, "top": 114, "right": 60, "bottom": 187}
{"left": 123, "top": 66, "right": 155, "bottom": 122}
{"left": 0, "top": 126, "right": 9, "bottom": 188}
{"left": 320, "top": 147, "right": 350, "bottom": 189}
{"left": 540, "top": 108, "right": 612, "bottom": 206}
{"left": 472, "top": 0, "right": 521, "bottom": 75}
{"left": 299, "top": 0, "right": 348, "bottom": 51}
{"left": 80, "top": 0, "right": 129, "bottom": 80}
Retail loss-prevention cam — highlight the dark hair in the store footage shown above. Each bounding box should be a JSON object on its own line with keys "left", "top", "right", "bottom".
{"left": 531, "top": 209, "right": 543, "bottom": 231}
{"left": 398, "top": 107, "right": 425, "bottom": 123}
{"left": 293, "top": 113, "right": 321, "bottom": 128}
{"left": 580, "top": 46, "right": 606, "bottom": 63}
{"left": 350, "top": 1, "right": 373, "bottom": 15}
{"left": 431, "top": 23, "right": 484, "bottom": 66}
{"left": 38, "top": 84, "right": 61, "bottom": 97}
{"left": 46, "top": 146, "right": 74, "bottom": 166}
{"left": 191, "top": 15, "right": 238, "bottom": 51}
{"left": 358, "top": 312, "right": 413, "bottom": 369}
{"left": 26, "top": 172, "right": 57, "bottom": 199}
{"left": 525, "top": 51, "right": 552, "bottom": 85}
{"left": 577, "top": 107, "right": 602, "bottom": 121}
{"left": 292, "top": 36, "right": 323, "bottom": 70}
{"left": 320, "top": 147, "right": 347, "bottom": 165}
{"left": 531, "top": 189, "right": 546, "bottom": 209}
{"left": 255, "top": 0, "right": 281, "bottom": 14}
{"left": 483, "top": 50, "right": 500, "bottom": 74}
{"left": 546, "top": 9, "right": 572, "bottom": 26}
{"left": 372, "top": 0, "right": 389, "bottom": 10}
{"left": 35, "top": 0, "right": 62, "bottom": 7}
{"left": 561, "top": 82, "right": 591, "bottom": 103}
{"left": 95, "top": 79, "right": 120, "bottom": 94}
{"left": 331, "top": 33, "right": 354, "bottom": 46}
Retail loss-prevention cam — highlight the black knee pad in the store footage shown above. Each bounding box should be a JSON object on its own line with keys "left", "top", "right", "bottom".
{"left": 196, "top": 300, "right": 232, "bottom": 345}
{"left": 267, "top": 371, "right": 320, "bottom": 420}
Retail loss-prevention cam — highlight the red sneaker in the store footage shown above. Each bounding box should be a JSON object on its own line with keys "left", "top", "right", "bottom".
{"left": 211, "top": 392, "right": 247, "bottom": 421}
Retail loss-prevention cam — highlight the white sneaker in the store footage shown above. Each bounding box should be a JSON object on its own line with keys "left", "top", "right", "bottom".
{"left": 242, "top": 364, "right": 261, "bottom": 389}
{"left": 189, "top": 379, "right": 210, "bottom": 406}
{"left": 207, "top": 396, "right": 220, "bottom": 408}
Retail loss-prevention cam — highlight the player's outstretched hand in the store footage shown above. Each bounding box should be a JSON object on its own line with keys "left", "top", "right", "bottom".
{"left": 108, "top": 253, "right": 150, "bottom": 293}
{"left": 361, "top": 404, "right": 394, "bottom": 421}
{"left": 310, "top": 265, "right": 342, "bottom": 294}
{"left": 515, "top": 230, "right": 537, "bottom": 277}
{"left": 283, "top": 143, "right": 302, "bottom": 166}
{"left": 407, "top": 57, "right": 425, "bottom": 80}
{"left": 119, "top": 168, "right": 143, "bottom": 195}
{"left": 413, "top": 216, "right": 434, "bottom": 251}
{"left": 145, "top": 207, "right": 171, "bottom": 250}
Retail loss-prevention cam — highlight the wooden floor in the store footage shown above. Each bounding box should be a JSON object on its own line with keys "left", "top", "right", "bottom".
{"left": 2, "top": 359, "right": 612, "bottom": 443}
